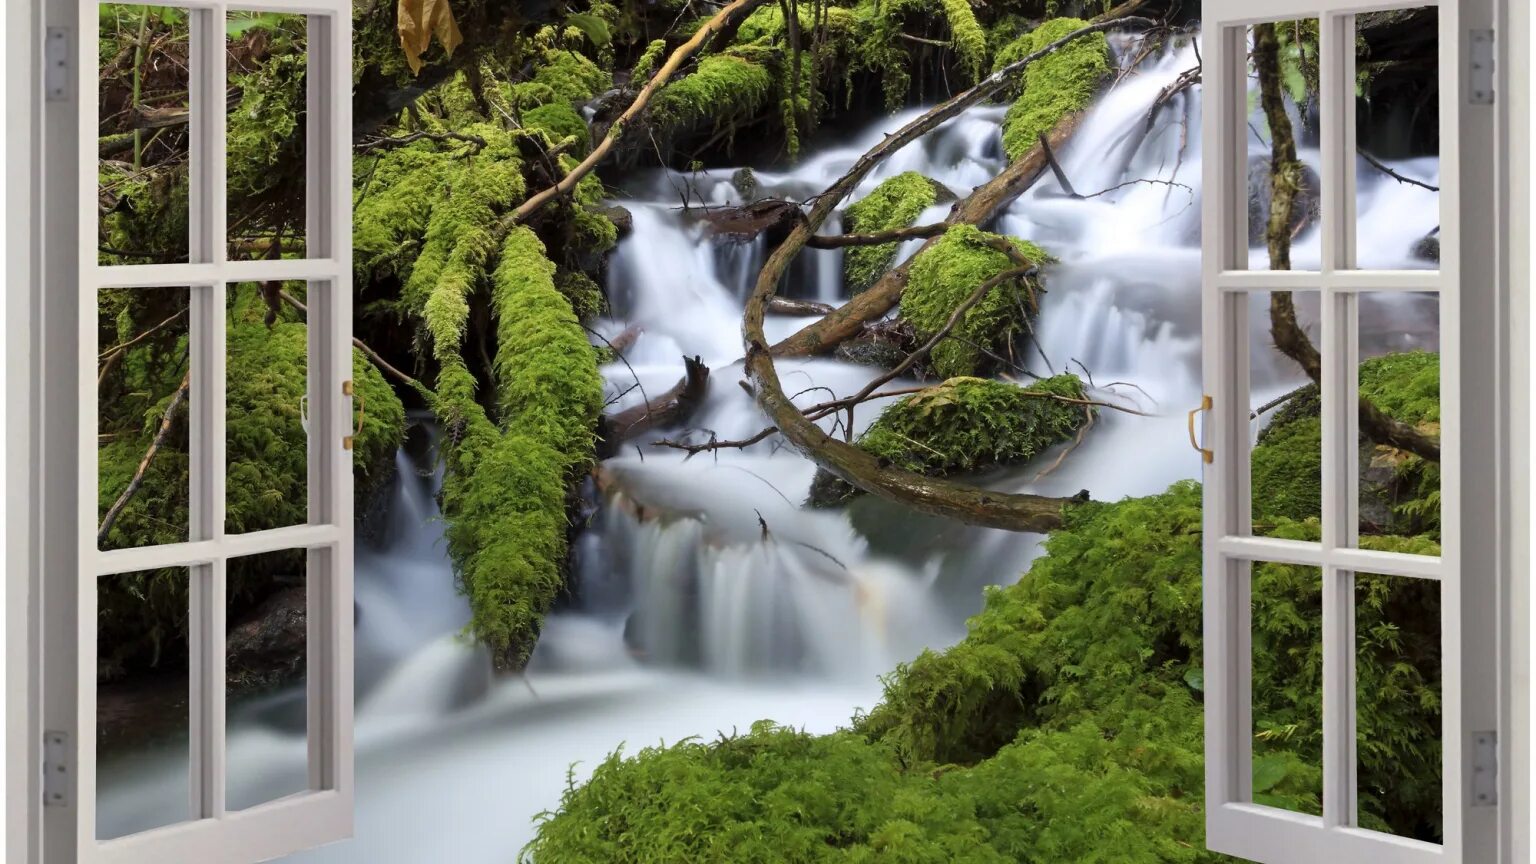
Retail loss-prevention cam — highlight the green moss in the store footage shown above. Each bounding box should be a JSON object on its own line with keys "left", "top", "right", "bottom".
{"left": 630, "top": 38, "right": 667, "bottom": 82}
{"left": 556, "top": 270, "right": 606, "bottom": 322}
{"left": 995, "top": 18, "right": 1110, "bottom": 161}
{"left": 532, "top": 49, "right": 613, "bottom": 106}
{"left": 99, "top": 165, "right": 191, "bottom": 265}
{"left": 527, "top": 482, "right": 1448, "bottom": 855}
{"left": 436, "top": 228, "right": 603, "bottom": 669}
{"left": 941, "top": 0, "right": 988, "bottom": 81}
{"left": 810, "top": 376, "right": 1091, "bottom": 507}
{"left": 522, "top": 101, "right": 591, "bottom": 155}
{"left": 651, "top": 51, "right": 775, "bottom": 143}
{"left": 843, "top": 172, "right": 939, "bottom": 293}
{"left": 901, "top": 224, "right": 1049, "bottom": 378}
{"left": 1252, "top": 352, "right": 1440, "bottom": 535}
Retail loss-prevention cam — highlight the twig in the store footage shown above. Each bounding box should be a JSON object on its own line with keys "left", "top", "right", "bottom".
{"left": 98, "top": 371, "right": 190, "bottom": 546}
{"left": 1358, "top": 148, "right": 1439, "bottom": 192}
{"left": 277, "top": 291, "right": 426, "bottom": 394}
{"left": 354, "top": 130, "right": 487, "bottom": 154}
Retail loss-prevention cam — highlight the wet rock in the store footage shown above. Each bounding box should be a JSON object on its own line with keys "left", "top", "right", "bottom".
{"left": 226, "top": 586, "right": 307, "bottom": 695}
{"left": 701, "top": 198, "right": 804, "bottom": 244}
{"left": 835, "top": 337, "right": 908, "bottom": 369}
{"left": 1411, "top": 231, "right": 1440, "bottom": 263}
{"left": 731, "top": 167, "right": 760, "bottom": 202}
{"left": 594, "top": 203, "right": 634, "bottom": 239}
{"left": 1247, "top": 155, "right": 1322, "bottom": 246}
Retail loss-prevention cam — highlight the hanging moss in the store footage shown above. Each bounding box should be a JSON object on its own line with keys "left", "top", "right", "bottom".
{"left": 809, "top": 376, "right": 1091, "bottom": 507}
{"left": 940, "top": 0, "right": 989, "bottom": 81}
{"left": 843, "top": 171, "right": 940, "bottom": 293}
{"left": 995, "top": 18, "right": 1110, "bottom": 161}
{"left": 901, "top": 224, "right": 1048, "bottom": 378}
{"left": 630, "top": 38, "right": 668, "bottom": 82}
{"left": 527, "top": 482, "right": 1447, "bottom": 857}
{"left": 437, "top": 228, "right": 603, "bottom": 669}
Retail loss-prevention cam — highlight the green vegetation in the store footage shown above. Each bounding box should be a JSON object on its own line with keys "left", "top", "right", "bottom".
{"left": 843, "top": 172, "right": 941, "bottom": 293}
{"left": 809, "top": 376, "right": 1091, "bottom": 507}
{"left": 526, "top": 483, "right": 1444, "bottom": 859}
{"left": 902, "top": 224, "right": 1048, "bottom": 378}
{"left": 994, "top": 17, "right": 1110, "bottom": 161}
{"left": 651, "top": 50, "right": 777, "bottom": 146}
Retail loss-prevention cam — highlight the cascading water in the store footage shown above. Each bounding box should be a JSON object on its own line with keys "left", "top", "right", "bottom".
{"left": 105, "top": 33, "right": 1443, "bottom": 861}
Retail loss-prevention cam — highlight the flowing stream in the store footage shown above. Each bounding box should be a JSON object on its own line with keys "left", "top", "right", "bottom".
{"left": 98, "top": 35, "right": 1442, "bottom": 860}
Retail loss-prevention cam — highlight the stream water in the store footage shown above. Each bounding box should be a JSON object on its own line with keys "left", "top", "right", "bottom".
{"left": 97, "top": 34, "right": 1443, "bottom": 860}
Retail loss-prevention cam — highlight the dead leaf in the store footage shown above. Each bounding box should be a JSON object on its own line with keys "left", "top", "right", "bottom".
{"left": 398, "top": 0, "right": 463, "bottom": 75}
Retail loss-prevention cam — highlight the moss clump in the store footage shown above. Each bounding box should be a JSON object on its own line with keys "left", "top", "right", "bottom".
{"left": 810, "top": 376, "right": 1091, "bottom": 507}
{"left": 522, "top": 101, "right": 591, "bottom": 155}
{"left": 555, "top": 270, "right": 606, "bottom": 322}
{"left": 527, "top": 482, "right": 1448, "bottom": 856}
{"left": 843, "top": 172, "right": 940, "bottom": 293}
{"left": 629, "top": 38, "right": 668, "bottom": 82}
{"left": 940, "top": 0, "right": 988, "bottom": 80}
{"left": 1253, "top": 351, "right": 1440, "bottom": 535}
{"left": 901, "top": 224, "right": 1048, "bottom": 378}
{"left": 437, "top": 228, "right": 603, "bottom": 669}
{"left": 995, "top": 18, "right": 1110, "bottom": 161}
{"left": 532, "top": 49, "right": 613, "bottom": 106}
{"left": 651, "top": 51, "right": 775, "bottom": 145}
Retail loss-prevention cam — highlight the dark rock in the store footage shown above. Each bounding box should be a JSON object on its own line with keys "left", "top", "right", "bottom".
{"left": 595, "top": 203, "right": 634, "bottom": 238}
{"left": 226, "top": 586, "right": 307, "bottom": 695}
{"left": 1411, "top": 231, "right": 1440, "bottom": 263}
{"left": 700, "top": 198, "right": 804, "bottom": 244}
{"left": 731, "top": 167, "right": 760, "bottom": 202}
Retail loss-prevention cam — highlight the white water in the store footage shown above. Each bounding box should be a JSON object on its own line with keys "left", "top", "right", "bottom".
{"left": 99, "top": 34, "right": 1442, "bottom": 860}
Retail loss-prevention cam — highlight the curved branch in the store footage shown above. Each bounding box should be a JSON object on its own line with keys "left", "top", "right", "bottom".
{"left": 503, "top": 0, "right": 774, "bottom": 228}
{"left": 98, "top": 371, "right": 190, "bottom": 546}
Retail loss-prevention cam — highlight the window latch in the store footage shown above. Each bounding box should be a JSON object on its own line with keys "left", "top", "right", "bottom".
{"left": 1188, "top": 395, "right": 1213, "bottom": 464}
{"left": 342, "top": 380, "right": 365, "bottom": 451}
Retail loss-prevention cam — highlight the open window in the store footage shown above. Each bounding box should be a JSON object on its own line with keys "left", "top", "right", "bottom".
{"left": 37, "top": 1, "right": 356, "bottom": 861}
{"left": 1199, "top": 0, "right": 1502, "bottom": 862}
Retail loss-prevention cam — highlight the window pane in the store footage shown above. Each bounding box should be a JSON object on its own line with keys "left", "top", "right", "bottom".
{"left": 1355, "top": 572, "right": 1441, "bottom": 841}
{"left": 1355, "top": 7, "right": 1440, "bottom": 270}
{"left": 1356, "top": 292, "right": 1440, "bottom": 545}
{"left": 1251, "top": 562, "right": 1324, "bottom": 816}
{"left": 226, "top": 281, "right": 309, "bottom": 534}
{"left": 227, "top": 549, "right": 311, "bottom": 810}
{"left": 227, "top": 10, "right": 309, "bottom": 256}
{"left": 97, "top": 567, "right": 192, "bottom": 839}
{"left": 1250, "top": 290, "right": 1322, "bottom": 536}
{"left": 1246, "top": 19, "right": 1324, "bottom": 272}
{"left": 98, "top": 4, "right": 193, "bottom": 265}
{"left": 98, "top": 285, "right": 192, "bottom": 551}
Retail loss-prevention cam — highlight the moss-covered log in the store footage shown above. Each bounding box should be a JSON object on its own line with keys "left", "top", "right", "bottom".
{"left": 842, "top": 171, "right": 944, "bottom": 293}
{"left": 995, "top": 17, "right": 1110, "bottom": 161}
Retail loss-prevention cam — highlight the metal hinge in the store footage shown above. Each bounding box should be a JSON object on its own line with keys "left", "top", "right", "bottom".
{"left": 43, "top": 731, "right": 72, "bottom": 807}
{"left": 1472, "top": 731, "right": 1498, "bottom": 806}
{"left": 1469, "top": 29, "right": 1495, "bottom": 105}
{"left": 45, "top": 27, "right": 70, "bottom": 102}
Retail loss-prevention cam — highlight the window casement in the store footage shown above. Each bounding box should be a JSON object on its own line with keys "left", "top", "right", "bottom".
{"left": 1199, "top": 1, "right": 1503, "bottom": 863}
{"left": 37, "top": 1, "right": 356, "bottom": 861}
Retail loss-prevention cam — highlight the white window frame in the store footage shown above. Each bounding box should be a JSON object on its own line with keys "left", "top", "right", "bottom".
{"left": 1200, "top": 0, "right": 1515, "bottom": 862}
{"left": 20, "top": 0, "right": 356, "bottom": 861}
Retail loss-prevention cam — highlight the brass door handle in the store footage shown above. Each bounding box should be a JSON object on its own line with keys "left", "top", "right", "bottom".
{"left": 1188, "top": 395, "right": 1213, "bottom": 464}
{"left": 342, "top": 380, "right": 365, "bottom": 451}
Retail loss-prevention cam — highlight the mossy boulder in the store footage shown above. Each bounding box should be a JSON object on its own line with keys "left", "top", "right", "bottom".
{"left": 995, "top": 18, "right": 1110, "bottom": 162}
{"left": 808, "top": 376, "right": 1090, "bottom": 508}
{"left": 843, "top": 172, "right": 944, "bottom": 294}
{"left": 526, "top": 482, "right": 1446, "bottom": 857}
{"left": 901, "top": 224, "right": 1048, "bottom": 379}
{"left": 650, "top": 50, "right": 776, "bottom": 145}
{"left": 1252, "top": 351, "right": 1440, "bottom": 537}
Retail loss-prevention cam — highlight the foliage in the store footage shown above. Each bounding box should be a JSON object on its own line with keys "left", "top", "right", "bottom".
{"left": 901, "top": 224, "right": 1048, "bottom": 378}
{"left": 940, "top": 0, "right": 989, "bottom": 81}
{"left": 651, "top": 51, "right": 776, "bottom": 146}
{"left": 436, "top": 228, "right": 604, "bottom": 669}
{"left": 528, "top": 480, "right": 1448, "bottom": 855}
{"left": 994, "top": 18, "right": 1110, "bottom": 161}
{"left": 843, "top": 172, "right": 939, "bottom": 293}
{"left": 630, "top": 38, "right": 668, "bottom": 82}
{"left": 522, "top": 101, "right": 592, "bottom": 155}
{"left": 533, "top": 48, "right": 614, "bottom": 106}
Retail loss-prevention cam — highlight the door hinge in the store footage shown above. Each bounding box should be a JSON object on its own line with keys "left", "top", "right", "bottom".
{"left": 44, "top": 27, "right": 70, "bottom": 102}
{"left": 1469, "top": 29, "right": 1495, "bottom": 105}
{"left": 43, "top": 731, "right": 72, "bottom": 807}
{"left": 1472, "top": 730, "right": 1498, "bottom": 806}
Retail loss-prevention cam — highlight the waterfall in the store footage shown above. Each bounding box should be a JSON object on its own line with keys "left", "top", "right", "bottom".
{"left": 104, "top": 33, "right": 1444, "bottom": 862}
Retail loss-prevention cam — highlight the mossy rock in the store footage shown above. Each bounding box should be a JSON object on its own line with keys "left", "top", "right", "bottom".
{"left": 650, "top": 50, "right": 775, "bottom": 144}
{"left": 1252, "top": 351, "right": 1440, "bottom": 536}
{"left": 808, "top": 375, "right": 1090, "bottom": 508}
{"left": 843, "top": 172, "right": 944, "bottom": 294}
{"left": 532, "top": 49, "right": 614, "bottom": 106}
{"left": 526, "top": 482, "right": 1445, "bottom": 857}
{"left": 901, "top": 224, "right": 1048, "bottom": 379}
{"left": 995, "top": 18, "right": 1110, "bottom": 162}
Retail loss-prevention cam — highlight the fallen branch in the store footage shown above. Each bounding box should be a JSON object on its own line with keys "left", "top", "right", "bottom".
{"left": 767, "top": 297, "right": 836, "bottom": 316}
{"left": 503, "top": 0, "right": 773, "bottom": 228}
{"left": 355, "top": 130, "right": 487, "bottom": 154}
{"left": 805, "top": 222, "right": 948, "bottom": 249}
{"left": 277, "top": 290, "right": 429, "bottom": 397}
{"left": 598, "top": 355, "right": 711, "bottom": 456}
{"left": 98, "top": 371, "right": 190, "bottom": 546}
{"left": 1358, "top": 148, "right": 1439, "bottom": 192}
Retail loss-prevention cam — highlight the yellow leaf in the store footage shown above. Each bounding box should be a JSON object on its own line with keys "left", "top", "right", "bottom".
{"left": 398, "top": 0, "right": 463, "bottom": 75}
